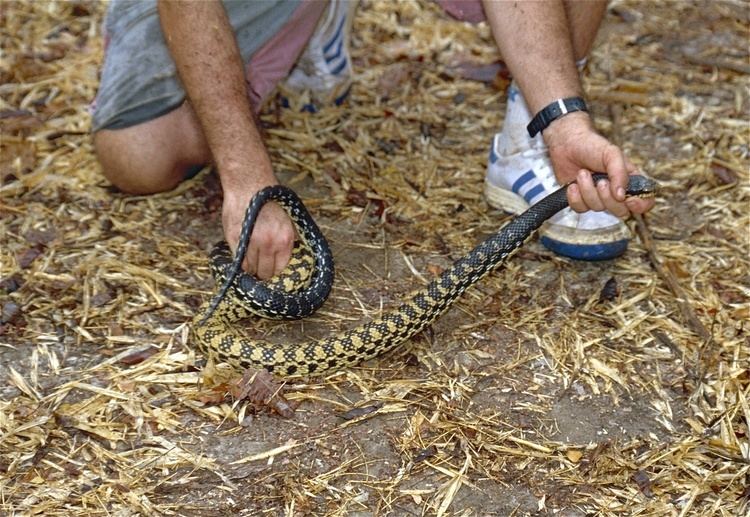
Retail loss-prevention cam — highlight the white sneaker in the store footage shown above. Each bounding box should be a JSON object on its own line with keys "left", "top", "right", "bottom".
{"left": 485, "top": 133, "right": 630, "bottom": 261}
{"left": 281, "top": 0, "right": 357, "bottom": 112}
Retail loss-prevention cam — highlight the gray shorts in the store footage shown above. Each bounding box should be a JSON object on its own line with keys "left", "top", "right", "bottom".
{"left": 91, "top": 0, "right": 318, "bottom": 132}
{"left": 91, "top": 0, "right": 487, "bottom": 133}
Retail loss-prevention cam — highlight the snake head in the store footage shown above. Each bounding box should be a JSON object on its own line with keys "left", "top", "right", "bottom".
{"left": 625, "top": 174, "right": 658, "bottom": 199}
{"left": 589, "top": 173, "right": 658, "bottom": 199}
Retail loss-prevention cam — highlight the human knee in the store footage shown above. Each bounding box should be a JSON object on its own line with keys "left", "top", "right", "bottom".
{"left": 93, "top": 129, "right": 184, "bottom": 195}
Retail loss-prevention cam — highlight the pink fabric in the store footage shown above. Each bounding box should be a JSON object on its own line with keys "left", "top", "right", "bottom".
{"left": 246, "top": 0, "right": 328, "bottom": 109}
{"left": 437, "top": 0, "right": 486, "bottom": 24}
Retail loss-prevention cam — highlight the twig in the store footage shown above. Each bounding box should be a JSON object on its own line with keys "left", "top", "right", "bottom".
{"left": 632, "top": 213, "right": 712, "bottom": 342}
{"left": 680, "top": 51, "right": 750, "bottom": 75}
{"left": 605, "top": 68, "right": 712, "bottom": 343}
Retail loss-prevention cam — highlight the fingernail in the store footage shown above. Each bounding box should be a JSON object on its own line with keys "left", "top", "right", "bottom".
{"left": 617, "top": 187, "right": 625, "bottom": 199}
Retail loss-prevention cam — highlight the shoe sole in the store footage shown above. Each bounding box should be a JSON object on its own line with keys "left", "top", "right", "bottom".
{"left": 484, "top": 178, "right": 529, "bottom": 214}
{"left": 484, "top": 179, "right": 630, "bottom": 261}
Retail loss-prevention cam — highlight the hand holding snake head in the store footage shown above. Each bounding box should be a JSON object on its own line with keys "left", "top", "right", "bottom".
{"left": 544, "top": 111, "right": 656, "bottom": 218}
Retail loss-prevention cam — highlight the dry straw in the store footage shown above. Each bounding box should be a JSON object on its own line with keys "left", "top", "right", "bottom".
{"left": 1, "top": 1, "right": 748, "bottom": 515}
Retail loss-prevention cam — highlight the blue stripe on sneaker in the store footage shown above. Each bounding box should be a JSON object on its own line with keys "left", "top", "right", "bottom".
{"left": 511, "top": 169, "right": 535, "bottom": 195}
{"left": 523, "top": 183, "right": 545, "bottom": 203}
{"left": 323, "top": 15, "right": 346, "bottom": 54}
{"left": 488, "top": 145, "right": 498, "bottom": 164}
{"left": 330, "top": 57, "right": 348, "bottom": 75}
{"left": 325, "top": 37, "right": 344, "bottom": 63}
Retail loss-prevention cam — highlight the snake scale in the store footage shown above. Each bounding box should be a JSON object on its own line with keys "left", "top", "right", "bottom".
{"left": 193, "top": 174, "right": 656, "bottom": 376}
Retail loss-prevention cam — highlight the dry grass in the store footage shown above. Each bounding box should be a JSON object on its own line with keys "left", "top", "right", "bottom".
{"left": 1, "top": 1, "right": 748, "bottom": 515}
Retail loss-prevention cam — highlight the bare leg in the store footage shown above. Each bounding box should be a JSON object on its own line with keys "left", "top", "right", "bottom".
{"left": 563, "top": 0, "right": 608, "bottom": 60}
{"left": 93, "top": 101, "right": 211, "bottom": 195}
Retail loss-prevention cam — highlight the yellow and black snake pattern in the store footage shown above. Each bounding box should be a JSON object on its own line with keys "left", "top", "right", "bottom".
{"left": 192, "top": 174, "right": 657, "bottom": 376}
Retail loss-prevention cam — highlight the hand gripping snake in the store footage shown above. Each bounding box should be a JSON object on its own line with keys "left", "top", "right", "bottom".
{"left": 192, "top": 174, "right": 657, "bottom": 376}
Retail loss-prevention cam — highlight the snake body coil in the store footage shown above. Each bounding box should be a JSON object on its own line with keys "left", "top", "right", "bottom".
{"left": 193, "top": 175, "right": 656, "bottom": 376}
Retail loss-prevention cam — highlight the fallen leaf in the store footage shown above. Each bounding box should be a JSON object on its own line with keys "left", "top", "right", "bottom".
{"left": 0, "top": 274, "right": 24, "bottom": 294}
{"left": 17, "top": 245, "right": 44, "bottom": 268}
{"left": 71, "top": 2, "right": 91, "bottom": 16}
{"left": 665, "top": 259, "right": 691, "bottom": 279}
{"left": 24, "top": 228, "right": 57, "bottom": 246}
{"left": 711, "top": 161, "right": 737, "bottom": 185}
{"left": 91, "top": 287, "right": 115, "bottom": 307}
{"left": 197, "top": 386, "right": 228, "bottom": 405}
{"left": 346, "top": 188, "right": 368, "bottom": 207}
{"left": 118, "top": 346, "right": 159, "bottom": 366}
{"left": 566, "top": 449, "right": 583, "bottom": 463}
{"left": 599, "top": 277, "right": 619, "bottom": 302}
{"left": 377, "top": 62, "right": 414, "bottom": 98}
{"left": 632, "top": 469, "right": 654, "bottom": 498}
{"left": 1, "top": 301, "right": 21, "bottom": 324}
{"left": 413, "top": 445, "right": 437, "bottom": 463}
{"left": 339, "top": 402, "right": 383, "bottom": 421}
{"left": 427, "top": 264, "right": 444, "bottom": 276}
{"left": 0, "top": 109, "right": 34, "bottom": 119}
{"left": 231, "top": 369, "right": 294, "bottom": 418}
{"left": 323, "top": 140, "right": 344, "bottom": 153}
{"left": 0, "top": 111, "right": 42, "bottom": 132}
{"left": 446, "top": 60, "right": 510, "bottom": 86}
{"left": 117, "top": 380, "right": 137, "bottom": 392}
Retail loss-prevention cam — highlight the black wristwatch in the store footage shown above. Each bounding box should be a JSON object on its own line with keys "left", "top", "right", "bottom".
{"left": 527, "top": 97, "right": 588, "bottom": 138}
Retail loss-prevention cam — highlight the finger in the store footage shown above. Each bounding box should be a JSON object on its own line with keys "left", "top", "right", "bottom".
{"left": 256, "top": 245, "right": 276, "bottom": 280}
{"left": 625, "top": 196, "right": 655, "bottom": 215}
{"left": 274, "top": 243, "right": 293, "bottom": 277}
{"left": 577, "top": 169, "right": 606, "bottom": 212}
{"left": 601, "top": 144, "right": 629, "bottom": 202}
{"left": 597, "top": 177, "right": 630, "bottom": 218}
{"left": 567, "top": 183, "right": 588, "bottom": 213}
{"left": 624, "top": 157, "right": 637, "bottom": 173}
{"left": 245, "top": 241, "right": 259, "bottom": 276}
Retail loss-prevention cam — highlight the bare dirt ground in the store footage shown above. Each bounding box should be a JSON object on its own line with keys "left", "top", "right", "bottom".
{"left": 1, "top": 1, "right": 748, "bottom": 516}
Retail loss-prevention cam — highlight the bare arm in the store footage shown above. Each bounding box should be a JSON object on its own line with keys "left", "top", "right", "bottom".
{"left": 158, "top": 0, "right": 294, "bottom": 278}
{"left": 482, "top": 0, "right": 653, "bottom": 216}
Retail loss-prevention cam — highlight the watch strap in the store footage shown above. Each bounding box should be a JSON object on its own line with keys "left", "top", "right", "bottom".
{"left": 527, "top": 97, "right": 588, "bottom": 138}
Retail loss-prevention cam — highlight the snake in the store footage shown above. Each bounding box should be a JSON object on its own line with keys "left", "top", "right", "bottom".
{"left": 192, "top": 174, "right": 657, "bottom": 376}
